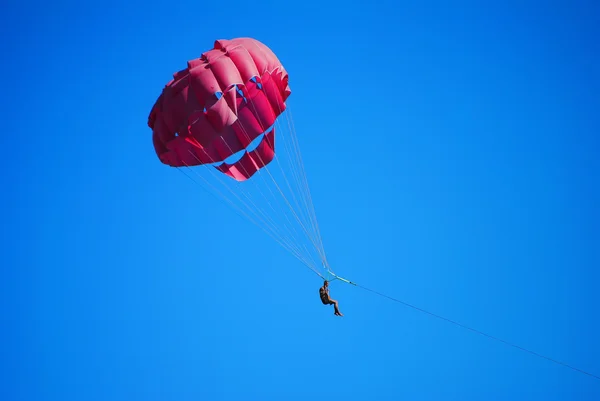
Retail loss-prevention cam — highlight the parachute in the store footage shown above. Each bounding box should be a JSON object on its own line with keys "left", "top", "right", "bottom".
{"left": 148, "top": 38, "right": 333, "bottom": 279}
{"left": 149, "top": 38, "right": 290, "bottom": 181}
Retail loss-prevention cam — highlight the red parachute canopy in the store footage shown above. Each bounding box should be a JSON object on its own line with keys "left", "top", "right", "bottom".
{"left": 148, "top": 38, "right": 291, "bottom": 181}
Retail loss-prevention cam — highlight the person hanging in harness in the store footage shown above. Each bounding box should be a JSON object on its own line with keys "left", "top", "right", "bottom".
{"left": 319, "top": 280, "right": 343, "bottom": 316}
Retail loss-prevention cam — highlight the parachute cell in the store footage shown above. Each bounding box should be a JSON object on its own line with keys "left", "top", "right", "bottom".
{"left": 148, "top": 38, "right": 291, "bottom": 181}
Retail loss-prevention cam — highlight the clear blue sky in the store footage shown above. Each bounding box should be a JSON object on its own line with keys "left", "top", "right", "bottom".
{"left": 2, "top": 0, "right": 599, "bottom": 400}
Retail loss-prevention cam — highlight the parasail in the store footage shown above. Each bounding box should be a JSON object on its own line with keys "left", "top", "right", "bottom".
{"left": 148, "top": 38, "right": 290, "bottom": 181}
{"left": 148, "top": 38, "right": 336, "bottom": 280}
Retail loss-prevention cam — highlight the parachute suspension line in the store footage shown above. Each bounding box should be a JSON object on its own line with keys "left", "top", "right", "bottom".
{"left": 273, "top": 113, "right": 324, "bottom": 262}
{"left": 240, "top": 94, "right": 328, "bottom": 268}
{"left": 268, "top": 105, "right": 324, "bottom": 250}
{"left": 183, "top": 160, "right": 321, "bottom": 278}
{"left": 177, "top": 165, "right": 314, "bottom": 273}
{"left": 188, "top": 116, "right": 325, "bottom": 276}
{"left": 270, "top": 119, "right": 322, "bottom": 271}
{"left": 269, "top": 113, "right": 318, "bottom": 247}
{"left": 284, "top": 108, "right": 329, "bottom": 268}
{"left": 229, "top": 118, "right": 323, "bottom": 271}
{"left": 215, "top": 136, "right": 320, "bottom": 275}
{"left": 189, "top": 146, "right": 302, "bottom": 257}
{"left": 237, "top": 124, "right": 324, "bottom": 265}
{"left": 251, "top": 91, "right": 328, "bottom": 269}
{"left": 218, "top": 136, "right": 311, "bottom": 261}
{"left": 179, "top": 157, "right": 314, "bottom": 272}
{"left": 273, "top": 105, "right": 328, "bottom": 269}
{"left": 187, "top": 149, "right": 307, "bottom": 265}
{"left": 182, "top": 151, "right": 322, "bottom": 277}
{"left": 274, "top": 120, "right": 313, "bottom": 240}
{"left": 173, "top": 83, "right": 330, "bottom": 281}
{"left": 266, "top": 122, "right": 318, "bottom": 260}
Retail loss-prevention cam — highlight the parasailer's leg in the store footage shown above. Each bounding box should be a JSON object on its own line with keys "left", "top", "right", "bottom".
{"left": 330, "top": 299, "right": 343, "bottom": 316}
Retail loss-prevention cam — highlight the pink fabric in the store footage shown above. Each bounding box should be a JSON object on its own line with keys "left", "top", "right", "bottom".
{"left": 148, "top": 38, "right": 291, "bottom": 180}
{"left": 216, "top": 129, "right": 276, "bottom": 181}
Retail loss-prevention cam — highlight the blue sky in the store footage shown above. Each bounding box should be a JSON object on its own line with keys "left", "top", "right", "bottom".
{"left": 2, "top": 0, "right": 599, "bottom": 400}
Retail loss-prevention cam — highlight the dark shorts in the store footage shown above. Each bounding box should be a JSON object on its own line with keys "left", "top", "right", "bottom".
{"left": 321, "top": 296, "right": 333, "bottom": 305}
